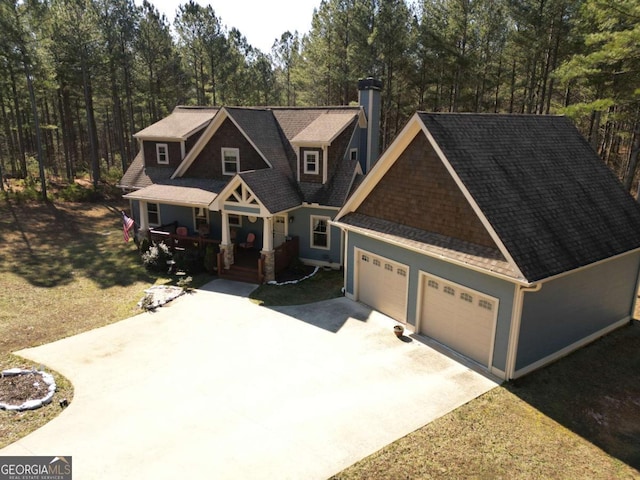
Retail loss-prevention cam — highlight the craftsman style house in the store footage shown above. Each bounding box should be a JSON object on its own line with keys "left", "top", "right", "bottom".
{"left": 334, "top": 112, "right": 640, "bottom": 380}
{"left": 118, "top": 79, "right": 383, "bottom": 282}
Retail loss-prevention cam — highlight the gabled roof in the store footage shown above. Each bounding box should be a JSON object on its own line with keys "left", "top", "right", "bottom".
{"left": 337, "top": 112, "right": 640, "bottom": 283}
{"left": 134, "top": 107, "right": 218, "bottom": 140}
{"left": 238, "top": 169, "right": 302, "bottom": 214}
{"left": 291, "top": 112, "right": 360, "bottom": 145}
{"left": 225, "top": 108, "right": 292, "bottom": 179}
{"left": 122, "top": 105, "right": 364, "bottom": 211}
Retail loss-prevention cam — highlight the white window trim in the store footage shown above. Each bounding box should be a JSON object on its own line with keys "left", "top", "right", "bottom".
{"left": 304, "top": 151, "right": 319, "bottom": 175}
{"left": 147, "top": 202, "right": 161, "bottom": 227}
{"left": 228, "top": 214, "right": 242, "bottom": 227}
{"left": 156, "top": 143, "right": 169, "bottom": 164}
{"left": 310, "top": 215, "right": 330, "bottom": 250}
{"left": 222, "top": 147, "right": 240, "bottom": 176}
{"left": 194, "top": 207, "right": 209, "bottom": 230}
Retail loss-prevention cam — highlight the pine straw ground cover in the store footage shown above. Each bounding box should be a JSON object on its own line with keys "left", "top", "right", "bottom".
{"left": 0, "top": 199, "right": 210, "bottom": 449}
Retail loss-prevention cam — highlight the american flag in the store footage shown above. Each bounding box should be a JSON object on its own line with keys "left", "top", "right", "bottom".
{"left": 122, "top": 212, "right": 135, "bottom": 242}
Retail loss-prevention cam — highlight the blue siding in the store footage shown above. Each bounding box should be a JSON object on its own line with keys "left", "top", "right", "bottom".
{"left": 288, "top": 207, "right": 342, "bottom": 264}
{"left": 159, "top": 204, "right": 193, "bottom": 231}
{"left": 516, "top": 252, "right": 640, "bottom": 370}
{"left": 346, "top": 232, "right": 516, "bottom": 372}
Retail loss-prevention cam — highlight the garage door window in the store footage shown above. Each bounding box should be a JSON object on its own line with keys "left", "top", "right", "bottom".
{"left": 444, "top": 285, "right": 455, "bottom": 295}
{"left": 479, "top": 299, "right": 493, "bottom": 311}
{"left": 428, "top": 279, "right": 439, "bottom": 289}
{"left": 397, "top": 268, "right": 407, "bottom": 277}
{"left": 460, "top": 292, "right": 473, "bottom": 303}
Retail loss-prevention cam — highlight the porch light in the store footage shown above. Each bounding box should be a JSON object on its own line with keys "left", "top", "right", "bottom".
{"left": 289, "top": 216, "right": 295, "bottom": 223}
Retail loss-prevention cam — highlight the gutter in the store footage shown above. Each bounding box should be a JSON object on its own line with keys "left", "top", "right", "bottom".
{"left": 505, "top": 282, "right": 543, "bottom": 380}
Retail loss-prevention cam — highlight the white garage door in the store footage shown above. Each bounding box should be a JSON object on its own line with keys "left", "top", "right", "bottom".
{"left": 357, "top": 250, "right": 409, "bottom": 322}
{"left": 419, "top": 275, "right": 497, "bottom": 367}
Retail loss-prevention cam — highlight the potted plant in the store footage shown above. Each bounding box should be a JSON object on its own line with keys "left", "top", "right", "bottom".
{"left": 393, "top": 325, "right": 404, "bottom": 338}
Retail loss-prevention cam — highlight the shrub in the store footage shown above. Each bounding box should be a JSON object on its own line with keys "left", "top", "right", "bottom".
{"left": 58, "top": 183, "right": 94, "bottom": 202}
{"left": 141, "top": 242, "right": 172, "bottom": 272}
{"left": 173, "top": 248, "right": 204, "bottom": 274}
{"left": 204, "top": 244, "right": 217, "bottom": 273}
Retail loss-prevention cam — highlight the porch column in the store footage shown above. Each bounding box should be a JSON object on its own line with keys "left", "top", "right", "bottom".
{"left": 261, "top": 216, "right": 275, "bottom": 282}
{"left": 138, "top": 200, "right": 150, "bottom": 242}
{"left": 220, "top": 212, "right": 234, "bottom": 269}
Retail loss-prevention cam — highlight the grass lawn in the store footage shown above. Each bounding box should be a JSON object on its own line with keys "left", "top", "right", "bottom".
{"left": 1, "top": 200, "right": 639, "bottom": 478}
{"left": 249, "top": 268, "right": 344, "bottom": 306}
{"left": 0, "top": 199, "right": 211, "bottom": 448}
{"left": 332, "top": 321, "right": 640, "bottom": 479}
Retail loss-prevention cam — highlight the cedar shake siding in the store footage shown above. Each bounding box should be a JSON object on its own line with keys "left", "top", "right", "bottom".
{"left": 185, "top": 128, "right": 205, "bottom": 153}
{"left": 299, "top": 147, "right": 324, "bottom": 182}
{"left": 185, "top": 118, "right": 269, "bottom": 179}
{"left": 143, "top": 141, "right": 182, "bottom": 169}
{"left": 328, "top": 119, "right": 357, "bottom": 179}
{"left": 356, "top": 134, "right": 497, "bottom": 249}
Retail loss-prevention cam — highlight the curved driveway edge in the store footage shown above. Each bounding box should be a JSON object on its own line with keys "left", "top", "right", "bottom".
{"left": 1, "top": 279, "right": 497, "bottom": 479}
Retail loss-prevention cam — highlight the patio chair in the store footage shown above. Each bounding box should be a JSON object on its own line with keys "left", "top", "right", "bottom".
{"left": 239, "top": 232, "right": 255, "bottom": 250}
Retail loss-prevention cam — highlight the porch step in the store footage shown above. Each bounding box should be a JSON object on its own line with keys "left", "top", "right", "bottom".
{"left": 220, "top": 264, "right": 262, "bottom": 284}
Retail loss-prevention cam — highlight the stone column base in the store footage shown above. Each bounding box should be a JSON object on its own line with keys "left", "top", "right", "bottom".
{"left": 221, "top": 243, "right": 234, "bottom": 269}
{"left": 261, "top": 249, "right": 275, "bottom": 283}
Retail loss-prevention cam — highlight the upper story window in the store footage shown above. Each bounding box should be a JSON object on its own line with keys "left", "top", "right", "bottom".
{"left": 156, "top": 144, "right": 169, "bottom": 164}
{"left": 304, "top": 151, "right": 319, "bottom": 175}
{"left": 350, "top": 148, "right": 358, "bottom": 161}
{"left": 222, "top": 148, "right": 239, "bottom": 175}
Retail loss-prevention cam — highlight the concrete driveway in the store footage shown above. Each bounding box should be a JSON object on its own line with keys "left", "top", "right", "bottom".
{"left": 1, "top": 279, "right": 497, "bottom": 479}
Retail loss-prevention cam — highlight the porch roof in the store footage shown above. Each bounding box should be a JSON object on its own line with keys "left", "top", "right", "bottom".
{"left": 123, "top": 182, "right": 223, "bottom": 207}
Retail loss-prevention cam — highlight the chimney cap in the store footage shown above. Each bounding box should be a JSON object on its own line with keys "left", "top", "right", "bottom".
{"left": 358, "top": 77, "right": 383, "bottom": 91}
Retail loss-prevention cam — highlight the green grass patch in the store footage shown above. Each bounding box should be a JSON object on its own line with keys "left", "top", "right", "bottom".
{"left": 249, "top": 269, "right": 344, "bottom": 306}
{"left": 0, "top": 199, "right": 214, "bottom": 449}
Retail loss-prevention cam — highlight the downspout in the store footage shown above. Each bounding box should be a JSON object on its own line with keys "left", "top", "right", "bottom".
{"left": 505, "top": 282, "right": 542, "bottom": 380}
{"left": 629, "top": 262, "right": 640, "bottom": 322}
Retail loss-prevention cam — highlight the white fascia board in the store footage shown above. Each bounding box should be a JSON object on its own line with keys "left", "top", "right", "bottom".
{"left": 335, "top": 115, "right": 423, "bottom": 221}
{"left": 172, "top": 108, "right": 229, "bottom": 179}
{"left": 332, "top": 220, "right": 529, "bottom": 286}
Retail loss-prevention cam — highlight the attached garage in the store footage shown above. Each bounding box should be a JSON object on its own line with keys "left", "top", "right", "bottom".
{"left": 418, "top": 274, "right": 498, "bottom": 368}
{"left": 334, "top": 112, "right": 640, "bottom": 380}
{"left": 356, "top": 249, "right": 409, "bottom": 322}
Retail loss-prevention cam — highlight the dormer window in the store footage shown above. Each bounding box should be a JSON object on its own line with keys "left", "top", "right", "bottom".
{"left": 304, "top": 151, "right": 319, "bottom": 174}
{"left": 350, "top": 148, "right": 358, "bottom": 161}
{"left": 222, "top": 147, "right": 239, "bottom": 175}
{"left": 156, "top": 143, "right": 169, "bottom": 164}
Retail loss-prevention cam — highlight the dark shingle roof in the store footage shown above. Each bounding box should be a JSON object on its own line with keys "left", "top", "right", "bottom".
{"left": 118, "top": 152, "right": 173, "bottom": 189}
{"left": 226, "top": 108, "right": 293, "bottom": 179}
{"left": 339, "top": 212, "right": 519, "bottom": 279}
{"left": 418, "top": 113, "right": 640, "bottom": 281}
{"left": 239, "top": 169, "right": 302, "bottom": 214}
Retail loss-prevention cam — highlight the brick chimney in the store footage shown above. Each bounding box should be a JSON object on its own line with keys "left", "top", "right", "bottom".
{"left": 358, "top": 77, "right": 382, "bottom": 173}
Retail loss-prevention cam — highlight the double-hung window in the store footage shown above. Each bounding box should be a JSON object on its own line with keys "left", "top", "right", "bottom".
{"left": 222, "top": 148, "right": 239, "bottom": 175}
{"left": 147, "top": 203, "right": 160, "bottom": 226}
{"left": 304, "top": 151, "right": 319, "bottom": 175}
{"left": 156, "top": 144, "right": 169, "bottom": 164}
{"left": 310, "top": 216, "right": 330, "bottom": 249}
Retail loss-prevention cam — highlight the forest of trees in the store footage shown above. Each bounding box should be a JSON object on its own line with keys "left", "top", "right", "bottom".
{"left": 1, "top": 0, "right": 639, "bottom": 196}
